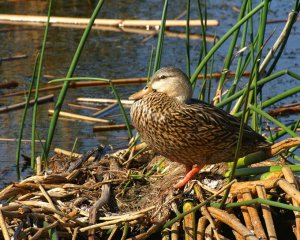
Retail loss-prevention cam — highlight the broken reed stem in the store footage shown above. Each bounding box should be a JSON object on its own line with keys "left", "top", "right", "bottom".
{"left": 207, "top": 207, "right": 257, "bottom": 240}
{"left": 256, "top": 185, "right": 277, "bottom": 240}
{"left": 237, "top": 193, "right": 253, "bottom": 231}
{"left": 241, "top": 188, "right": 267, "bottom": 239}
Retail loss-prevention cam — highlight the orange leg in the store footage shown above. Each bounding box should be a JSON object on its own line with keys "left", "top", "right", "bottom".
{"left": 174, "top": 164, "right": 205, "bottom": 188}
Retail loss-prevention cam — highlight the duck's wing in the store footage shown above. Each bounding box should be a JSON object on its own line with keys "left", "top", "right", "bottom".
{"left": 167, "top": 99, "right": 269, "bottom": 150}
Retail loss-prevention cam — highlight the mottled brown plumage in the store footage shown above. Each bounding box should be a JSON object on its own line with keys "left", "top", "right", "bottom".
{"left": 129, "top": 67, "right": 270, "bottom": 175}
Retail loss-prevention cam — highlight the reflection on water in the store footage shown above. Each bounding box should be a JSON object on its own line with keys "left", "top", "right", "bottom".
{"left": 0, "top": 1, "right": 299, "bottom": 185}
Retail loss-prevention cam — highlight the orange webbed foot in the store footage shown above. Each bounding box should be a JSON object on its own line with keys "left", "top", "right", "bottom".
{"left": 174, "top": 165, "right": 204, "bottom": 188}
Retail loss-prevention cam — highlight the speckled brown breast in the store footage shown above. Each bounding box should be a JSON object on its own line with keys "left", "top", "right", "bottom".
{"left": 130, "top": 92, "right": 270, "bottom": 167}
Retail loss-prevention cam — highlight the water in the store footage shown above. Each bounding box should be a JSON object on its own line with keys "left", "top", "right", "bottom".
{"left": 0, "top": 1, "right": 299, "bottom": 186}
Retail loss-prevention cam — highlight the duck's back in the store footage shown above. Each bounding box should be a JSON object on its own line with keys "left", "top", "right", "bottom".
{"left": 131, "top": 92, "right": 270, "bottom": 167}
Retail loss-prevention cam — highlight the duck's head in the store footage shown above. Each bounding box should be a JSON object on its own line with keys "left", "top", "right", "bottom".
{"left": 129, "top": 67, "right": 193, "bottom": 103}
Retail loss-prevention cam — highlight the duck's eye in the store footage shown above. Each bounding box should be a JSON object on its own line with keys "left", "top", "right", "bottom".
{"left": 144, "top": 86, "right": 148, "bottom": 90}
{"left": 160, "top": 75, "right": 167, "bottom": 79}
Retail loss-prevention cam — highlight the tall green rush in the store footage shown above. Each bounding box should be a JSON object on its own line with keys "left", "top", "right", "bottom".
{"left": 43, "top": 0, "right": 106, "bottom": 160}
{"left": 15, "top": 53, "right": 40, "bottom": 179}
{"left": 31, "top": 0, "right": 53, "bottom": 168}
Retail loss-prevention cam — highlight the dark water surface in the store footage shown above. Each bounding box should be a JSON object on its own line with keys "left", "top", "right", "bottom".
{"left": 0, "top": 1, "right": 299, "bottom": 186}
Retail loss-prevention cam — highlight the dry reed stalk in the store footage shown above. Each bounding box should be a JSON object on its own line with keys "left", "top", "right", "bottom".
{"left": 93, "top": 124, "right": 133, "bottom": 132}
{"left": 1, "top": 71, "right": 250, "bottom": 98}
{"left": 281, "top": 166, "right": 300, "bottom": 240}
{"left": 196, "top": 216, "right": 208, "bottom": 240}
{"left": 106, "top": 226, "right": 118, "bottom": 240}
{"left": 88, "top": 173, "right": 110, "bottom": 239}
{"left": 80, "top": 213, "right": 145, "bottom": 232}
{"left": 0, "top": 138, "right": 45, "bottom": 142}
{"left": 183, "top": 201, "right": 196, "bottom": 240}
{"left": 48, "top": 109, "right": 111, "bottom": 124}
{"left": 268, "top": 105, "right": 300, "bottom": 116}
{"left": 207, "top": 207, "right": 258, "bottom": 240}
{"left": 126, "top": 210, "right": 170, "bottom": 240}
{"left": 54, "top": 148, "right": 83, "bottom": 159}
{"left": 0, "top": 94, "right": 54, "bottom": 113}
{"left": 36, "top": 156, "right": 42, "bottom": 175}
{"left": 170, "top": 222, "right": 180, "bottom": 240}
{"left": 68, "top": 103, "right": 101, "bottom": 111}
{"left": 240, "top": 188, "right": 267, "bottom": 239}
{"left": 277, "top": 179, "right": 300, "bottom": 205}
{"left": 91, "top": 103, "right": 118, "bottom": 117}
{"left": 77, "top": 97, "right": 133, "bottom": 106}
{"left": 256, "top": 185, "right": 277, "bottom": 240}
{"left": 38, "top": 183, "right": 65, "bottom": 223}
{"left": 194, "top": 184, "right": 220, "bottom": 240}
{"left": 230, "top": 179, "right": 279, "bottom": 194}
{"left": 232, "top": 230, "right": 245, "bottom": 240}
{"left": 0, "top": 14, "right": 219, "bottom": 27}
{"left": 0, "top": 207, "right": 10, "bottom": 240}
{"left": 98, "top": 206, "right": 155, "bottom": 221}
{"left": 28, "top": 221, "right": 59, "bottom": 240}
{"left": 72, "top": 227, "right": 79, "bottom": 240}
{"left": 237, "top": 193, "right": 254, "bottom": 231}
{"left": 268, "top": 137, "right": 300, "bottom": 157}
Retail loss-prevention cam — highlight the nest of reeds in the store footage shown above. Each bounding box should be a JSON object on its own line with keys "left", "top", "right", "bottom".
{"left": 0, "top": 144, "right": 300, "bottom": 240}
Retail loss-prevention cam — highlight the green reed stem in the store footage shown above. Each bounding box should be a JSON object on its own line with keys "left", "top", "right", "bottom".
{"left": 15, "top": 53, "right": 40, "bottom": 179}
{"left": 185, "top": 0, "right": 191, "bottom": 78}
{"left": 213, "top": 198, "right": 300, "bottom": 212}
{"left": 248, "top": 104, "right": 298, "bottom": 138}
{"left": 44, "top": 0, "right": 106, "bottom": 160}
{"left": 215, "top": 0, "right": 248, "bottom": 103}
{"left": 153, "top": 0, "right": 168, "bottom": 73}
{"left": 217, "top": 70, "right": 300, "bottom": 108}
{"left": 225, "top": 164, "right": 300, "bottom": 177}
{"left": 110, "top": 82, "right": 133, "bottom": 138}
{"left": 31, "top": 0, "right": 53, "bottom": 168}
{"left": 190, "top": 1, "right": 268, "bottom": 85}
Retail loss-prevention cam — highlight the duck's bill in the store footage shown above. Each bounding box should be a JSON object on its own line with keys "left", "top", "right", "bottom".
{"left": 129, "top": 86, "right": 152, "bottom": 100}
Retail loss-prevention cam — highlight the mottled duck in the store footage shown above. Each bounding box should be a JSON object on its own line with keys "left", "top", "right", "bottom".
{"left": 129, "top": 67, "right": 270, "bottom": 188}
